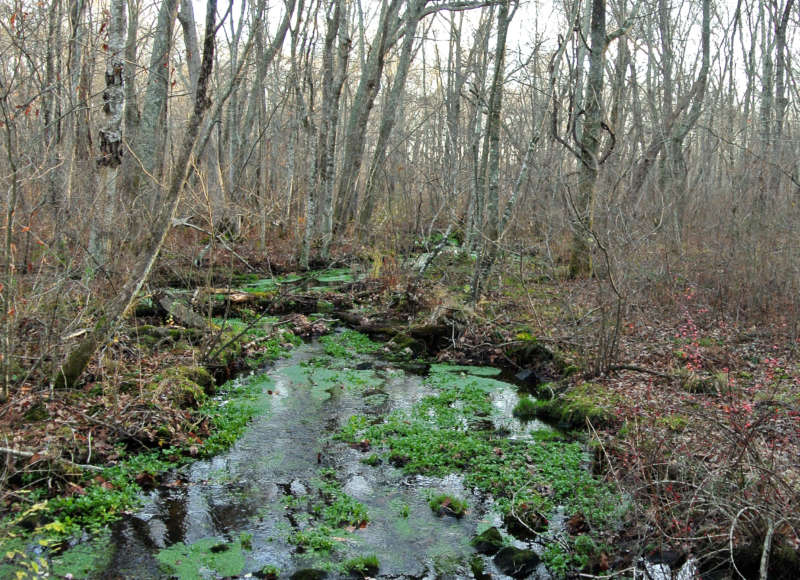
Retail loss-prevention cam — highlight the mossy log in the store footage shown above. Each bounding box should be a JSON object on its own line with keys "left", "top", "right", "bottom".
{"left": 155, "top": 291, "right": 209, "bottom": 329}
{"left": 333, "top": 310, "right": 452, "bottom": 349}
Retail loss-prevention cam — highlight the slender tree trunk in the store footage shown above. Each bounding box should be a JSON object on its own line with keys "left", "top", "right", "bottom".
{"left": 319, "top": 0, "right": 351, "bottom": 260}
{"left": 569, "top": 0, "right": 606, "bottom": 277}
{"left": 471, "top": 0, "right": 510, "bottom": 302}
{"left": 359, "top": 0, "right": 424, "bottom": 232}
{"left": 135, "top": 0, "right": 179, "bottom": 214}
{"left": 117, "top": 0, "right": 141, "bottom": 205}
{"left": 89, "top": 0, "right": 127, "bottom": 272}
{"left": 333, "top": 0, "right": 403, "bottom": 229}
{"left": 55, "top": 0, "right": 219, "bottom": 390}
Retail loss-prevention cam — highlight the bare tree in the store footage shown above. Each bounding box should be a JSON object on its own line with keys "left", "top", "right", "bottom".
{"left": 54, "top": 0, "right": 220, "bottom": 389}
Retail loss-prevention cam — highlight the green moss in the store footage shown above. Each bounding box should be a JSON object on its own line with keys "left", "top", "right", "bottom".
{"left": 289, "top": 526, "right": 338, "bottom": 553}
{"left": 656, "top": 414, "right": 689, "bottom": 432}
{"left": 315, "top": 268, "right": 357, "bottom": 283}
{"left": 177, "top": 365, "right": 215, "bottom": 394}
{"left": 339, "top": 371, "right": 624, "bottom": 532}
{"left": 429, "top": 494, "right": 467, "bottom": 517}
{"left": 320, "top": 330, "right": 381, "bottom": 357}
{"left": 342, "top": 555, "right": 379, "bottom": 577}
{"left": 23, "top": 402, "right": 50, "bottom": 422}
{"left": 257, "top": 564, "right": 280, "bottom": 579}
{"left": 51, "top": 531, "right": 113, "bottom": 578}
{"left": 287, "top": 470, "right": 369, "bottom": 557}
{"left": 428, "top": 363, "right": 502, "bottom": 377}
{"left": 512, "top": 396, "right": 538, "bottom": 420}
{"left": 470, "top": 554, "right": 490, "bottom": 580}
{"left": 156, "top": 537, "right": 246, "bottom": 579}
{"left": 386, "top": 333, "right": 424, "bottom": 355}
{"left": 532, "top": 382, "right": 620, "bottom": 428}
{"left": 361, "top": 453, "right": 381, "bottom": 466}
{"left": 562, "top": 364, "right": 580, "bottom": 377}
{"left": 199, "top": 374, "right": 274, "bottom": 456}
{"left": 54, "top": 336, "right": 98, "bottom": 389}
{"left": 155, "top": 370, "right": 207, "bottom": 409}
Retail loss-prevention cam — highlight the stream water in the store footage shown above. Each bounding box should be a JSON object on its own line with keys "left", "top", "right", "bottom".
{"left": 103, "top": 341, "right": 554, "bottom": 579}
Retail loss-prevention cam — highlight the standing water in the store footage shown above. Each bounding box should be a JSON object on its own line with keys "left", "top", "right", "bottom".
{"left": 104, "top": 336, "right": 567, "bottom": 579}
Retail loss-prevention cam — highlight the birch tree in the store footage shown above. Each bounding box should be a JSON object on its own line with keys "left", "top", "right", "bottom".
{"left": 470, "top": 0, "right": 512, "bottom": 301}
{"left": 55, "top": 0, "right": 220, "bottom": 390}
{"left": 89, "top": 0, "right": 127, "bottom": 271}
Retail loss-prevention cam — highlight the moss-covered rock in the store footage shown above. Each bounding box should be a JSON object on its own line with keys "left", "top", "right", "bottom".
{"left": 470, "top": 555, "right": 491, "bottom": 580}
{"left": 471, "top": 526, "right": 504, "bottom": 555}
{"left": 387, "top": 332, "right": 425, "bottom": 355}
{"left": 532, "top": 381, "right": 621, "bottom": 428}
{"left": 154, "top": 367, "right": 210, "bottom": 409}
{"left": 494, "top": 546, "right": 540, "bottom": 578}
{"left": 175, "top": 365, "right": 216, "bottom": 395}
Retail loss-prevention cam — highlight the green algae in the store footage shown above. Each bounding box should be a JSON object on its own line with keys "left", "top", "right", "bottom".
{"left": 428, "top": 363, "right": 503, "bottom": 377}
{"left": 155, "top": 537, "right": 247, "bottom": 579}
{"left": 339, "top": 368, "right": 625, "bottom": 531}
{"left": 51, "top": 531, "right": 114, "bottom": 578}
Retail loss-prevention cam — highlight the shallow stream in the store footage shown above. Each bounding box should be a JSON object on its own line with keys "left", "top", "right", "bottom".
{"left": 104, "top": 340, "right": 555, "bottom": 579}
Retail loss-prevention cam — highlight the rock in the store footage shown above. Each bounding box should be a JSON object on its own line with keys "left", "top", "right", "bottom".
{"left": 176, "top": 365, "right": 216, "bottom": 395}
{"left": 494, "top": 546, "right": 540, "bottom": 578}
{"left": 343, "top": 475, "right": 371, "bottom": 499}
{"left": 289, "top": 480, "right": 307, "bottom": 497}
{"left": 641, "top": 559, "right": 671, "bottom": 580}
{"left": 565, "top": 512, "right": 590, "bottom": 535}
{"left": 470, "top": 555, "right": 491, "bottom": 580}
{"left": 290, "top": 569, "right": 327, "bottom": 580}
{"left": 675, "top": 557, "right": 698, "bottom": 580}
{"left": 504, "top": 509, "right": 548, "bottom": 540}
{"left": 471, "top": 526, "right": 503, "bottom": 555}
{"left": 156, "top": 291, "right": 208, "bottom": 329}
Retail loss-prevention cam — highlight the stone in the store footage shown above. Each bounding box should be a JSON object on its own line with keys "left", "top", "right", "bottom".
{"left": 290, "top": 569, "right": 327, "bottom": 580}
{"left": 471, "top": 526, "right": 504, "bottom": 555}
{"left": 289, "top": 480, "right": 307, "bottom": 497}
{"left": 494, "top": 546, "right": 540, "bottom": 578}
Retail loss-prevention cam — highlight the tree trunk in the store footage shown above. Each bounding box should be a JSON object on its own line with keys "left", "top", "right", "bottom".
{"left": 54, "top": 0, "right": 218, "bottom": 390}
{"left": 359, "top": 0, "right": 424, "bottom": 232}
{"left": 332, "top": 0, "right": 403, "bottom": 230}
{"left": 471, "top": 0, "right": 510, "bottom": 302}
{"left": 90, "top": 0, "right": 127, "bottom": 272}
{"left": 568, "top": 0, "right": 606, "bottom": 278}
{"left": 135, "top": 0, "right": 179, "bottom": 214}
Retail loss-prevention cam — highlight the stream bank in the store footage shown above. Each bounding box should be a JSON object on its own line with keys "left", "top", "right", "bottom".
{"left": 102, "top": 331, "right": 621, "bottom": 579}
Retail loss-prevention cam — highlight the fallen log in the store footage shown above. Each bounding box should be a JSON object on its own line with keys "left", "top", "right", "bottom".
{"left": 0, "top": 446, "right": 103, "bottom": 472}
{"left": 155, "top": 290, "right": 209, "bottom": 329}
{"left": 333, "top": 310, "right": 452, "bottom": 343}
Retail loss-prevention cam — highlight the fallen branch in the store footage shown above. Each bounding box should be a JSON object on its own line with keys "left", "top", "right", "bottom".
{"left": 334, "top": 310, "right": 450, "bottom": 341}
{"left": 606, "top": 364, "right": 674, "bottom": 379}
{"left": 172, "top": 217, "right": 255, "bottom": 271}
{"left": 0, "top": 446, "right": 103, "bottom": 472}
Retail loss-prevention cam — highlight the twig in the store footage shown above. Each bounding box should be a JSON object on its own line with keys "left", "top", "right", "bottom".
{"left": 759, "top": 518, "right": 775, "bottom": 580}
{"left": 0, "top": 446, "right": 103, "bottom": 472}
{"left": 171, "top": 217, "right": 255, "bottom": 271}
{"left": 578, "top": 568, "right": 636, "bottom": 579}
{"left": 77, "top": 411, "right": 146, "bottom": 448}
{"left": 606, "top": 364, "right": 675, "bottom": 379}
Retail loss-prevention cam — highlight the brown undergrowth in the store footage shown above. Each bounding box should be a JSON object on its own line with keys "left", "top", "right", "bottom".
{"left": 2, "top": 238, "right": 798, "bottom": 577}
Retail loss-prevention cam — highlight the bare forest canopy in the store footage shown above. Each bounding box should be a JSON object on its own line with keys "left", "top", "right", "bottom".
{"left": 1, "top": 0, "right": 799, "bottom": 395}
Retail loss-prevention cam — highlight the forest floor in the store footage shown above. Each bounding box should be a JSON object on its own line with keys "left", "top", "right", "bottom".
{"left": 1, "top": 241, "right": 798, "bottom": 578}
